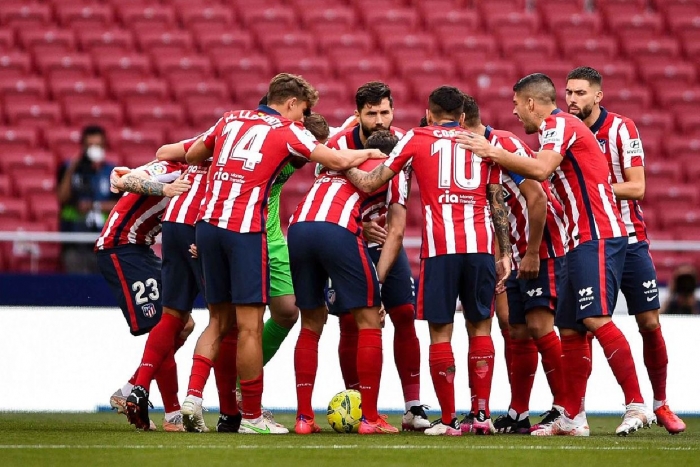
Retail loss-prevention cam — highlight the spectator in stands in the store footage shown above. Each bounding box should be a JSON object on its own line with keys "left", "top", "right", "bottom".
{"left": 57, "top": 125, "right": 120, "bottom": 273}
{"left": 662, "top": 265, "right": 700, "bottom": 315}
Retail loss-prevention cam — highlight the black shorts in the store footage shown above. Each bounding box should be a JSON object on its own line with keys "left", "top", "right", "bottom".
{"left": 96, "top": 244, "right": 162, "bottom": 336}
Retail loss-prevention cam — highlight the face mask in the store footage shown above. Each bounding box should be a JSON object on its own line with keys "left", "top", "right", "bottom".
{"left": 86, "top": 145, "right": 105, "bottom": 163}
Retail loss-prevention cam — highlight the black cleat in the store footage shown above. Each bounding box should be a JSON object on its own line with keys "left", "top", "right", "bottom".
{"left": 125, "top": 385, "right": 153, "bottom": 431}
{"left": 216, "top": 412, "right": 242, "bottom": 433}
{"left": 530, "top": 407, "right": 562, "bottom": 433}
{"left": 494, "top": 412, "right": 531, "bottom": 434}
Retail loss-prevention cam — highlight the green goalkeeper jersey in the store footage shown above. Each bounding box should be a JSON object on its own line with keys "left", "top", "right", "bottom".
{"left": 266, "top": 163, "right": 296, "bottom": 242}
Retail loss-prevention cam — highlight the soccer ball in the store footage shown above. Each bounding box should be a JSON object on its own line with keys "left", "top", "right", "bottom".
{"left": 327, "top": 389, "right": 362, "bottom": 433}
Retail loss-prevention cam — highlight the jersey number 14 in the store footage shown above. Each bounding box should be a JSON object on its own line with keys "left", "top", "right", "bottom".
{"left": 216, "top": 121, "right": 270, "bottom": 170}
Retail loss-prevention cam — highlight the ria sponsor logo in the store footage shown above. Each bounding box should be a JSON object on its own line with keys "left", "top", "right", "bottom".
{"left": 438, "top": 190, "right": 474, "bottom": 204}
{"left": 212, "top": 168, "right": 245, "bottom": 182}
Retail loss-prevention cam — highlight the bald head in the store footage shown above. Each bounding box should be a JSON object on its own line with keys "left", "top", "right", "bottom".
{"left": 513, "top": 73, "right": 557, "bottom": 105}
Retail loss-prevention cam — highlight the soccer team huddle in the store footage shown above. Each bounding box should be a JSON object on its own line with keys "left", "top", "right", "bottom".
{"left": 97, "top": 69, "right": 687, "bottom": 438}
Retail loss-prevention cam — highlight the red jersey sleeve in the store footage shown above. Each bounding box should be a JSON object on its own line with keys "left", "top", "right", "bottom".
{"left": 141, "top": 160, "right": 185, "bottom": 183}
{"left": 617, "top": 117, "right": 645, "bottom": 169}
{"left": 384, "top": 129, "right": 415, "bottom": 174}
{"left": 202, "top": 117, "right": 224, "bottom": 150}
{"left": 488, "top": 161, "right": 502, "bottom": 184}
{"left": 539, "top": 115, "right": 573, "bottom": 156}
{"left": 285, "top": 122, "right": 318, "bottom": 160}
{"left": 386, "top": 166, "right": 411, "bottom": 206}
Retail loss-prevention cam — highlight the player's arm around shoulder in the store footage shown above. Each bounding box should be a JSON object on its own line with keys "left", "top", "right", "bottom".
{"left": 111, "top": 162, "right": 190, "bottom": 198}
{"left": 309, "top": 143, "right": 384, "bottom": 172}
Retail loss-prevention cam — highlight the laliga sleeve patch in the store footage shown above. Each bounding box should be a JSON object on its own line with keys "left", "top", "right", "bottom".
{"left": 623, "top": 138, "right": 644, "bottom": 156}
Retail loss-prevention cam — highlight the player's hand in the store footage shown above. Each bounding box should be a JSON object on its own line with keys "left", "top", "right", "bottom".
{"left": 495, "top": 255, "right": 511, "bottom": 294}
{"left": 163, "top": 173, "right": 191, "bottom": 198}
{"left": 189, "top": 243, "right": 198, "bottom": 259}
{"left": 109, "top": 167, "right": 131, "bottom": 193}
{"left": 456, "top": 132, "right": 497, "bottom": 160}
{"left": 365, "top": 148, "right": 387, "bottom": 160}
{"left": 378, "top": 304, "right": 386, "bottom": 329}
{"left": 363, "top": 216, "right": 387, "bottom": 245}
{"left": 517, "top": 252, "right": 540, "bottom": 280}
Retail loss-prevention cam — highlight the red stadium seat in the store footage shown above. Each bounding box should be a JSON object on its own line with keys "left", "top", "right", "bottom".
{"left": 598, "top": 0, "right": 647, "bottom": 20}
{"left": 335, "top": 58, "right": 392, "bottom": 88}
{"left": 110, "top": 77, "right": 170, "bottom": 106}
{"left": 667, "top": 136, "right": 700, "bottom": 159}
{"left": 34, "top": 52, "right": 94, "bottom": 80}
{"left": 126, "top": 102, "right": 185, "bottom": 130}
{"left": 659, "top": 207, "right": 700, "bottom": 232}
{"left": 381, "top": 34, "right": 438, "bottom": 60}
{"left": 484, "top": 12, "right": 540, "bottom": 37}
{"left": 610, "top": 14, "right": 665, "bottom": 42}
{"left": 653, "top": 0, "right": 700, "bottom": 17}
{"left": 0, "top": 220, "right": 61, "bottom": 272}
{"left": 559, "top": 37, "right": 618, "bottom": 64}
{"left": 603, "top": 87, "right": 652, "bottom": 116}
{"left": 364, "top": 8, "right": 419, "bottom": 36}
{"left": 94, "top": 53, "right": 152, "bottom": 81}
{"left": 318, "top": 33, "right": 374, "bottom": 62}
{"left": 122, "top": 152, "right": 158, "bottom": 169}
{"left": 177, "top": 4, "right": 235, "bottom": 32}
{"left": 215, "top": 54, "right": 272, "bottom": 87}
{"left": 478, "top": 85, "right": 520, "bottom": 128}
{"left": 259, "top": 32, "right": 315, "bottom": 59}
{"left": 152, "top": 55, "right": 213, "bottom": 83}
{"left": 303, "top": 7, "right": 357, "bottom": 35}
{"left": 171, "top": 79, "right": 230, "bottom": 106}
{"left": 518, "top": 60, "right": 575, "bottom": 88}
{"left": 0, "top": 196, "right": 28, "bottom": 221}
{"left": 187, "top": 103, "right": 231, "bottom": 129}
{"left": 64, "top": 101, "right": 124, "bottom": 127}
{"left": 592, "top": 62, "right": 637, "bottom": 89}
{"left": 668, "top": 13, "right": 700, "bottom": 34}
{"left": 645, "top": 160, "right": 683, "bottom": 186}
{"left": 0, "top": 76, "right": 47, "bottom": 102}
{"left": 500, "top": 36, "right": 557, "bottom": 62}
{"left": 55, "top": 4, "right": 114, "bottom": 29}
{"left": 536, "top": 0, "right": 586, "bottom": 15}
{"left": 460, "top": 61, "right": 518, "bottom": 93}
{"left": 645, "top": 184, "right": 699, "bottom": 206}
{"left": 0, "top": 150, "right": 55, "bottom": 176}
{"left": 439, "top": 34, "right": 498, "bottom": 65}
{"left": 656, "top": 87, "right": 700, "bottom": 115}
{"left": 78, "top": 29, "right": 135, "bottom": 55}
{"left": 43, "top": 126, "right": 83, "bottom": 160}
{"left": 0, "top": 29, "right": 14, "bottom": 51}
{"left": 166, "top": 126, "right": 205, "bottom": 143}
{"left": 110, "top": 128, "right": 164, "bottom": 156}
{"left": 13, "top": 175, "right": 56, "bottom": 198}
{"left": 28, "top": 193, "right": 59, "bottom": 230}
{"left": 545, "top": 11, "right": 601, "bottom": 36}
{"left": 642, "top": 62, "right": 697, "bottom": 100}
{"left": 194, "top": 31, "right": 254, "bottom": 56}
{"left": 0, "top": 52, "right": 32, "bottom": 80}
{"left": 0, "top": 174, "right": 9, "bottom": 196}
{"left": 118, "top": 4, "right": 177, "bottom": 34}
{"left": 274, "top": 57, "right": 332, "bottom": 82}
{"left": 677, "top": 114, "right": 700, "bottom": 136}
{"left": 240, "top": 6, "right": 296, "bottom": 36}
{"left": 4, "top": 102, "right": 63, "bottom": 129}
{"left": 137, "top": 30, "right": 194, "bottom": 57}
{"left": 313, "top": 80, "right": 351, "bottom": 105}
{"left": 19, "top": 29, "right": 77, "bottom": 56}
{"left": 424, "top": 10, "right": 480, "bottom": 38}
{"left": 50, "top": 77, "right": 107, "bottom": 105}
{"left": 0, "top": 3, "right": 52, "bottom": 29}
{"left": 0, "top": 127, "right": 38, "bottom": 152}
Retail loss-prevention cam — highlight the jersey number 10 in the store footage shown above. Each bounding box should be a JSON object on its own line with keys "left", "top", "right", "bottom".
{"left": 432, "top": 139, "right": 482, "bottom": 190}
{"left": 216, "top": 121, "right": 271, "bottom": 170}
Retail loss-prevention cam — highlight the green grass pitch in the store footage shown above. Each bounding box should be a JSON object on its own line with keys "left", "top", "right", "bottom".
{"left": 0, "top": 412, "right": 696, "bottom": 467}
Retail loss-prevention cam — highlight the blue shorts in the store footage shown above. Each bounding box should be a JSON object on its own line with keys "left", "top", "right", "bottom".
{"left": 326, "top": 245, "right": 415, "bottom": 315}
{"left": 96, "top": 244, "right": 162, "bottom": 336}
{"left": 555, "top": 237, "right": 627, "bottom": 330}
{"left": 417, "top": 253, "right": 496, "bottom": 325}
{"left": 507, "top": 257, "right": 565, "bottom": 326}
{"left": 289, "top": 221, "right": 380, "bottom": 311}
{"left": 195, "top": 221, "right": 269, "bottom": 305}
{"left": 161, "top": 222, "right": 205, "bottom": 312}
{"left": 622, "top": 240, "right": 660, "bottom": 314}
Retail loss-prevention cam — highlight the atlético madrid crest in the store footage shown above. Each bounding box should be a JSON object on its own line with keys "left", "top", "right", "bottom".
{"left": 141, "top": 303, "right": 157, "bottom": 318}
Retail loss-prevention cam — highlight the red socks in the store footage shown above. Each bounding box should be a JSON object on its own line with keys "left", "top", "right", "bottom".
{"left": 501, "top": 328, "right": 513, "bottom": 385}
{"left": 154, "top": 349, "right": 180, "bottom": 412}
{"left": 357, "top": 328, "right": 383, "bottom": 422}
{"left": 213, "top": 329, "right": 239, "bottom": 416}
{"left": 388, "top": 304, "right": 421, "bottom": 404}
{"left": 535, "top": 331, "right": 565, "bottom": 407}
{"left": 640, "top": 326, "right": 668, "bottom": 403}
{"left": 240, "top": 373, "right": 263, "bottom": 419}
{"left": 509, "top": 338, "right": 538, "bottom": 414}
{"left": 468, "top": 336, "right": 495, "bottom": 417}
{"left": 134, "top": 313, "right": 186, "bottom": 392}
{"left": 429, "top": 342, "right": 456, "bottom": 424}
{"left": 338, "top": 313, "right": 359, "bottom": 389}
{"left": 187, "top": 355, "right": 213, "bottom": 398}
{"left": 594, "top": 321, "right": 644, "bottom": 405}
{"left": 294, "top": 328, "right": 320, "bottom": 420}
{"left": 560, "top": 333, "right": 591, "bottom": 417}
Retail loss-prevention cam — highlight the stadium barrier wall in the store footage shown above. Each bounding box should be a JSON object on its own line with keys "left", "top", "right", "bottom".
{"left": 1, "top": 306, "right": 698, "bottom": 415}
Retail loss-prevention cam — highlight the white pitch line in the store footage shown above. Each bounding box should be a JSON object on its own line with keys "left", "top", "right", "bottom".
{"left": 0, "top": 445, "right": 695, "bottom": 451}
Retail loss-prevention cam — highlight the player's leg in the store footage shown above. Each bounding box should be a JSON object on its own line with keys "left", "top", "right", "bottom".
{"left": 265, "top": 238, "right": 298, "bottom": 366}
{"left": 288, "top": 222, "right": 327, "bottom": 434}
{"left": 623, "top": 241, "right": 685, "bottom": 433}
{"left": 575, "top": 238, "right": 651, "bottom": 436}
{"left": 494, "top": 286, "right": 512, "bottom": 387}
{"left": 325, "top": 280, "right": 360, "bottom": 390}
{"left": 418, "top": 255, "right": 461, "bottom": 436}
{"left": 374, "top": 246, "right": 428, "bottom": 431}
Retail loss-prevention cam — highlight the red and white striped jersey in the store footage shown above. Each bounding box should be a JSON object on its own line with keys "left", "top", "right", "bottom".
{"left": 539, "top": 109, "right": 626, "bottom": 250}
{"left": 199, "top": 106, "right": 318, "bottom": 232}
{"left": 487, "top": 126, "right": 568, "bottom": 264}
{"left": 162, "top": 134, "right": 211, "bottom": 226}
{"left": 290, "top": 158, "right": 395, "bottom": 237}
{"left": 326, "top": 125, "right": 409, "bottom": 225}
{"left": 384, "top": 123, "right": 501, "bottom": 258}
{"left": 589, "top": 107, "right": 647, "bottom": 244}
{"left": 96, "top": 161, "right": 185, "bottom": 250}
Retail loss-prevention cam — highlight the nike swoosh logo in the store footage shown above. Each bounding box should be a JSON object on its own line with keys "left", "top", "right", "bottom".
{"left": 544, "top": 369, "right": 554, "bottom": 375}
{"left": 410, "top": 372, "right": 420, "bottom": 378}
{"left": 646, "top": 295, "right": 658, "bottom": 302}
{"left": 580, "top": 303, "right": 592, "bottom": 310}
{"left": 607, "top": 349, "right": 619, "bottom": 361}
{"left": 243, "top": 424, "right": 271, "bottom": 434}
